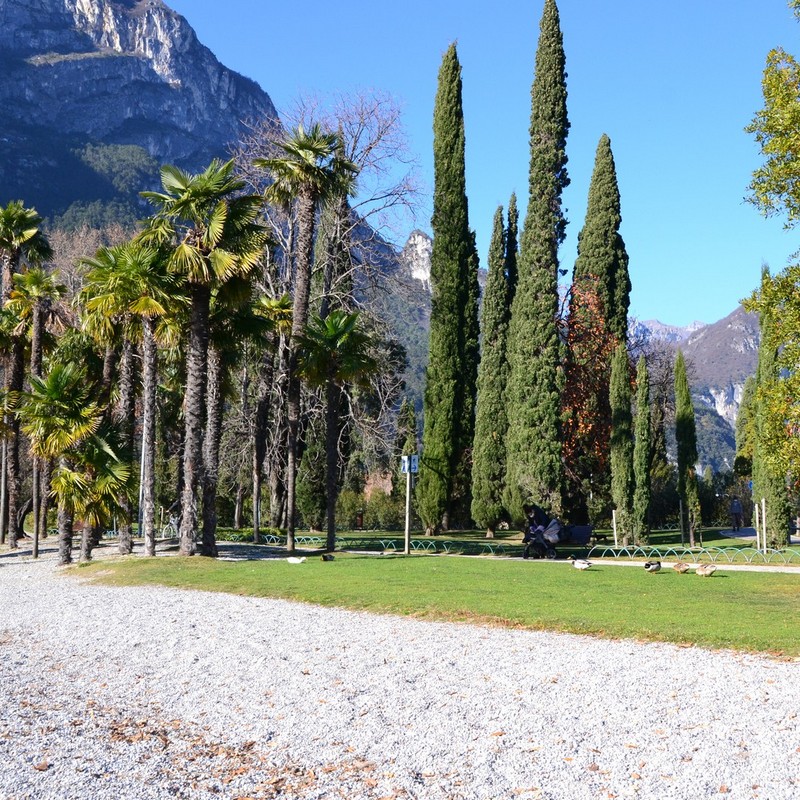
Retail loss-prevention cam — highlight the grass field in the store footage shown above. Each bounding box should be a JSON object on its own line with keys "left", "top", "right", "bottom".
{"left": 77, "top": 551, "right": 800, "bottom": 657}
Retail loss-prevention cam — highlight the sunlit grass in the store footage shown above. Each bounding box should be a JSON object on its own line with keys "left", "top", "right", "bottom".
{"left": 77, "top": 552, "right": 800, "bottom": 657}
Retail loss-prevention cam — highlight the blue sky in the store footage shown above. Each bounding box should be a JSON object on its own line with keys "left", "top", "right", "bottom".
{"left": 168, "top": 0, "right": 799, "bottom": 327}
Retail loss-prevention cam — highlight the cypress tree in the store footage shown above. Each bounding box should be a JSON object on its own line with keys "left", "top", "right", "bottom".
{"left": 573, "top": 134, "right": 630, "bottom": 340}
{"left": 450, "top": 229, "right": 481, "bottom": 526}
{"left": 674, "top": 350, "right": 700, "bottom": 546}
{"left": 504, "top": 0, "right": 569, "bottom": 520}
{"left": 734, "top": 375, "right": 756, "bottom": 476}
{"left": 392, "top": 397, "right": 418, "bottom": 498}
{"left": 563, "top": 135, "right": 630, "bottom": 519}
{"left": 752, "top": 303, "right": 792, "bottom": 548}
{"left": 631, "top": 355, "right": 651, "bottom": 544}
{"left": 471, "top": 206, "right": 511, "bottom": 536}
{"left": 417, "top": 43, "right": 475, "bottom": 534}
{"left": 609, "top": 343, "right": 634, "bottom": 543}
{"left": 505, "top": 192, "right": 519, "bottom": 302}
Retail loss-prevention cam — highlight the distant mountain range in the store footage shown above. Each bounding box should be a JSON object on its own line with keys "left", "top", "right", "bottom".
{"left": 1, "top": 0, "right": 758, "bottom": 472}
{"left": 0, "top": 0, "right": 277, "bottom": 225}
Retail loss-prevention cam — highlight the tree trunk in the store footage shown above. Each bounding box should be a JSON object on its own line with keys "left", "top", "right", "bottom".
{"left": 234, "top": 482, "right": 244, "bottom": 531}
{"left": 200, "top": 344, "right": 223, "bottom": 557}
{"left": 285, "top": 189, "right": 318, "bottom": 551}
{"left": 100, "top": 344, "right": 117, "bottom": 408}
{"left": 5, "top": 338, "right": 24, "bottom": 548}
{"left": 325, "top": 377, "right": 340, "bottom": 553}
{"left": 57, "top": 501, "right": 74, "bottom": 566}
{"left": 116, "top": 336, "right": 136, "bottom": 555}
{"left": 38, "top": 459, "right": 52, "bottom": 542}
{"left": 179, "top": 285, "right": 211, "bottom": 556}
{"left": 252, "top": 341, "right": 276, "bottom": 543}
{"left": 141, "top": 318, "right": 158, "bottom": 557}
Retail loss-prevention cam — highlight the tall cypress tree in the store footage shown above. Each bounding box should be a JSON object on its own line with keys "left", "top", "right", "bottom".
{"left": 563, "top": 135, "right": 630, "bottom": 519}
{"left": 752, "top": 300, "right": 792, "bottom": 548}
{"left": 417, "top": 43, "right": 475, "bottom": 534}
{"left": 505, "top": 192, "right": 519, "bottom": 302}
{"left": 609, "top": 342, "right": 634, "bottom": 543}
{"left": 674, "top": 350, "right": 700, "bottom": 546}
{"left": 504, "top": 0, "right": 569, "bottom": 520}
{"left": 471, "top": 207, "right": 511, "bottom": 536}
{"left": 632, "top": 355, "right": 652, "bottom": 544}
{"left": 572, "top": 134, "right": 630, "bottom": 339}
{"left": 450, "top": 229, "right": 481, "bottom": 526}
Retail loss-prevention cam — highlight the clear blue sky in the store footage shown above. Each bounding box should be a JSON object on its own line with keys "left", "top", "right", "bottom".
{"left": 168, "top": 0, "right": 798, "bottom": 327}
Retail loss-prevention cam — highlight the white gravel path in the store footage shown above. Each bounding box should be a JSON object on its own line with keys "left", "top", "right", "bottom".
{"left": 1, "top": 549, "right": 799, "bottom": 800}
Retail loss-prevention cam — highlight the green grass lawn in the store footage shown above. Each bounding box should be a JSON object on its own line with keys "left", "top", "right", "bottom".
{"left": 77, "top": 552, "right": 800, "bottom": 657}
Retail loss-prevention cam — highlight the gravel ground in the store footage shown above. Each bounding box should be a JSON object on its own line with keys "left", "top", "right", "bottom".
{"left": 1, "top": 545, "right": 799, "bottom": 800}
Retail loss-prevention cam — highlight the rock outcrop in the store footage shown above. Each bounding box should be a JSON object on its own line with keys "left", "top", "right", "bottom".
{"left": 0, "top": 0, "right": 278, "bottom": 217}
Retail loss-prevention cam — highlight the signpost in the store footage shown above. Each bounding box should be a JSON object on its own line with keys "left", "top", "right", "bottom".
{"left": 401, "top": 455, "right": 419, "bottom": 554}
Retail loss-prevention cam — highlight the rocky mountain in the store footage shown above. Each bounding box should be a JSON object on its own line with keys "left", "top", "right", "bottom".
{"left": 0, "top": 0, "right": 278, "bottom": 224}
{"left": 633, "top": 307, "right": 760, "bottom": 471}
{"left": 631, "top": 318, "right": 706, "bottom": 345}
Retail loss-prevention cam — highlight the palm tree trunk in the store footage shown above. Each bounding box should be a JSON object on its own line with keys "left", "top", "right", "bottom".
{"left": 286, "top": 189, "right": 317, "bottom": 551}
{"left": 179, "top": 285, "right": 211, "bottom": 556}
{"left": 234, "top": 482, "right": 244, "bottom": 530}
{"left": 101, "top": 344, "right": 117, "bottom": 408}
{"left": 116, "top": 337, "right": 136, "bottom": 554}
{"left": 141, "top": 318, "right": 158, "bottom": 557}
{"left": 200, "top": 344, "right": 223, "bottom": 557}
{"left": 38, "top": 458, "right": 51, "bottom": 542}
{"left": 252, "top": 338, "right": 276, "bottom": 543}
{"left": 57, "top": 501, "right": 73, "bottom": 566}
{"left": 5, "top": 338, "right": 24, "bottom": 548}
{"left": 31, "top": 306, "right": 43, "bottom": 557}
{"left": 325, "top": 377, "right": 340, "bottom": 553}
{"left": 0, "top": 436, "right": 7, "bottom": 544}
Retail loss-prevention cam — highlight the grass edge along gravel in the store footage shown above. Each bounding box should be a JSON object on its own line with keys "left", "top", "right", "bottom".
{"left": 71, "top": 552, "right": 800, "bottom": 658}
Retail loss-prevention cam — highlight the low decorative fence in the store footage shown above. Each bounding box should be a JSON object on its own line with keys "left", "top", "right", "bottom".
{"left": 587, "top": 544, "right": 800, "bottom": 565}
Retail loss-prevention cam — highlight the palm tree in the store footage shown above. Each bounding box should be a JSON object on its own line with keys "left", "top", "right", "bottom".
{"left": 81, "top": 242, "right": 184, "bottom": 556}
{"left": 0, "top": 201, "right": 52, "bottom": 549}
{"left": 140, "top": 159, "right": 268, "bottom": 556}
{"left": 250, "top": 294, "right": 292, "bottom": 543}
{"left": 297, "top": 310, "right": 377, "bottom": 552}
{"left": 0, "top": 201, "right": 52, "bottom": 303}
{"left": 254, "top": 124, "right": 359, "bottom": 550}
{"left": 7, "top": 267, "right": 67, "bottom": 553}
{"left": 20, "top": 363, "right": 103, "bottom": 565}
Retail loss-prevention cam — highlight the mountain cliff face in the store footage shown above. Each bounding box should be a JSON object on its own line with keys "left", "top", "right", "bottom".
{"left": 0, "top": 0, "right": 277, "bottom": 220}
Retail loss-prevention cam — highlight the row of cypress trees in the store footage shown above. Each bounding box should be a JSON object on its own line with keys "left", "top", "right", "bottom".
{"left": 419, "top": 0, "right": 650, "bottom": 535}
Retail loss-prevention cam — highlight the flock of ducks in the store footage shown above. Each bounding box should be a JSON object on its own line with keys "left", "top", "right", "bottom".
{"left": 568, "top": 556, "right": 718, "bottom": 576}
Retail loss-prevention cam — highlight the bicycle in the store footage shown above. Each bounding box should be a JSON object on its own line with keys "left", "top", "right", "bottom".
{"left": 160, "top": 515, "right": 179, "bottom": 539}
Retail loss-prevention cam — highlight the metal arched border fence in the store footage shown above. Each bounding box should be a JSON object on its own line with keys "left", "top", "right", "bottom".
{"left": 587, "top": 544, "right": 800, "bottom": 565}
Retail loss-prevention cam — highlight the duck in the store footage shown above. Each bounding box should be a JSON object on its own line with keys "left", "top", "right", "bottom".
{"left": 696, "top": 563, "right": 717, "bottom": 577}
{"left": 321, "top": 553, "right": 335, "bottom": 562}
{"left": 287, "top": 556, "right": 307, "bottom": 564}
{"left": 672, "top": 562, "right": 691, "bottom": 574}
{"left": 568, "top": 556, "right": 592, "bottom": 570}
{"left": 643, "top": 560, "right": 661, "bottom": 573}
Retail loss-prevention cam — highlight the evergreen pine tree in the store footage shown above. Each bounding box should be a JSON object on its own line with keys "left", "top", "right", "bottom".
{"left": 609, "top": 343, "right": 634, "bottom": 543}
{"left": 471, "top": 206, "right": 511, "bottom": 536}
{"left": 674, "top": 350, "right": 700, "bottom": 546}
{"left": 504, "top": 0, "right": 569, "bottom": 520}
{"left": 752, "top": 302, "right": 792, "bottom": 548}
{"left": 417, "top": 43, "right": 475, "bottom": 534}
{"left": 631, "top": 355, "right": 651, "bottom": 544}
